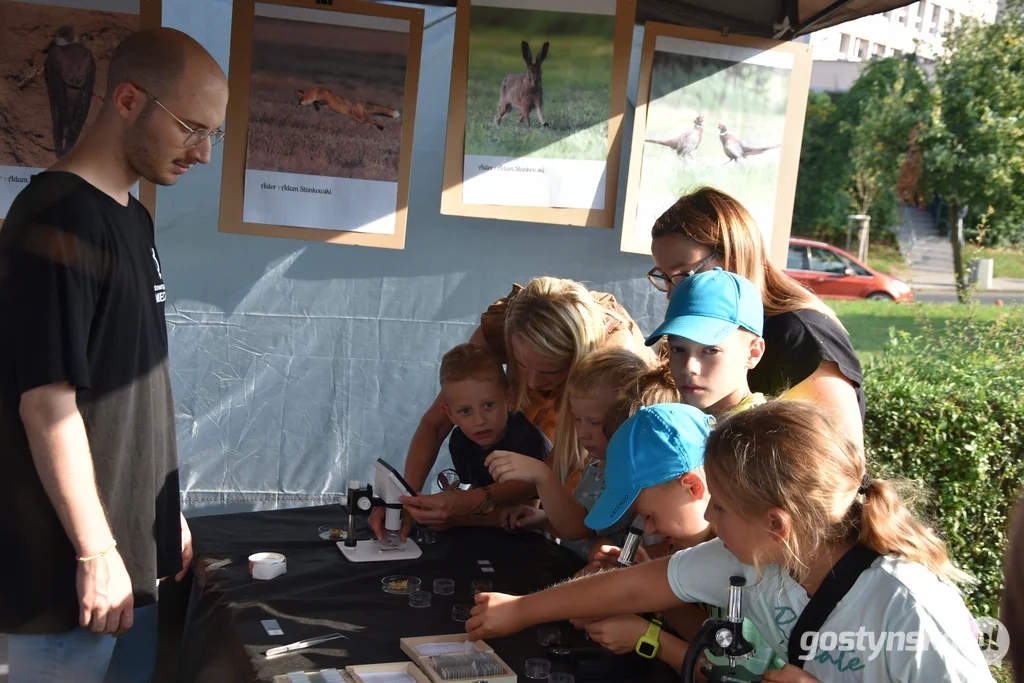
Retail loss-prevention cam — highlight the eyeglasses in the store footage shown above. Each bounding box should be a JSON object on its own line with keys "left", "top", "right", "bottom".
{"left": 132, "top": 83, "right": 225, "bottom": 149}
{"left": 646, "top": 251, "right": 720, "bottom": 292}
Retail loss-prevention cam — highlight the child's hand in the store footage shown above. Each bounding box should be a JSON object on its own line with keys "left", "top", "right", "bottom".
{"left": 466, "top": 592, "right": 525, "bottom": 641}
{"left": 500, "top": 504, "right": 546, "bottom": 531}
{"left": 583, "top": 615, "right": 651, "bottom": 655}
{"left": 761, "top": 665, "right": 822, "bottom": 682}
{"left": 588, "top": 543, "right": 652, "bottom": 570}
{"left": 485, "top": 450, "right": 552, "bottom": 486}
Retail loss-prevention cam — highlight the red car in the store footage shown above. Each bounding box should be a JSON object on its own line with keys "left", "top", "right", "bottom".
{"left": 785, "top": 238, "right": 914, "bottom": 302}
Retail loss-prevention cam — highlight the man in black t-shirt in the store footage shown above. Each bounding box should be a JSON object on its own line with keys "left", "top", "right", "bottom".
{"left": 0, "top": 28, "right": 228, "bottom": 683}
{"left": 400, "top": 344, "right": 549, "bottom": 529}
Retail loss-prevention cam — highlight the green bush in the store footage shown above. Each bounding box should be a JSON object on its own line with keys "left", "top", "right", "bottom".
{"left": 864, "top": 306, "right": 1024, "bottom": 616}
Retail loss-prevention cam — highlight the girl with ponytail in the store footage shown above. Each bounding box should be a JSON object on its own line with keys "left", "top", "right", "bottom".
{"left": 466, "top": 400, "right": 992, "bottom": 683}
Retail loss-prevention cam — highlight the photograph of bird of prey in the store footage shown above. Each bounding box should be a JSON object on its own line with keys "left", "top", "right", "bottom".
{"left": 0, "top": 1, "right": 136, "bottom": 171}
{"left": 45, "top": 26, "right": 97, "bottom": 158}
{"left": 631, "top": 42, "right": 795, "bottom": 250}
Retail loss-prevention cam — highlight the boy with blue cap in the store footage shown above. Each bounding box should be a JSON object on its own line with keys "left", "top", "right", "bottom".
{"left": 573, "top": 403, "right": 781, "bottom": 673}
{"left": 646, "top": 268, "right": 766, "bottom": 417}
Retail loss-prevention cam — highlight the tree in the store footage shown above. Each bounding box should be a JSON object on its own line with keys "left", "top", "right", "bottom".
{"left": 921, "top": 8, "right": 1024, "bottom": 302}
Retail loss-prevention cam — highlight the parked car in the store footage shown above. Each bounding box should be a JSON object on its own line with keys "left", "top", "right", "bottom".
{"left": 785, "top": 238, "right": 914, "bottom": 302}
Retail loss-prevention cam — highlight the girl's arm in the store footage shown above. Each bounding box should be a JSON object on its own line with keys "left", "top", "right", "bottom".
{"left": 467, "top": 558, "right": 680, "bottom": 640}
{"left": 486, "top": 451, "right": 591, "bottom": 540}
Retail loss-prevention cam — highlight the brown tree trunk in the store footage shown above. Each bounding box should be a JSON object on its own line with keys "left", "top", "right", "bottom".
{"left": 949, "top": 203, "right": 968, "bottom": 304}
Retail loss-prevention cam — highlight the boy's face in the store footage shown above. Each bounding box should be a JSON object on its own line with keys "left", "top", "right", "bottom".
{"left": 668, "top": 330, "right": 765, "bottom": 413}
{"left": 441, "top": 377, "right": 513, "bottom": 448}
{"left": 633, "top": 473, "right": 708, "bottom": 544}
{"left": 569, "top": 394, "right": 615, "bottom": 460}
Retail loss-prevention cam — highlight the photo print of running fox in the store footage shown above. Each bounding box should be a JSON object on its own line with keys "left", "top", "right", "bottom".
{"left": 0, "top": 0, "right": 161, "bottom": 225}
{"left": 218, "top": 0, "right": 423, "bottom": 249}
{"left": 440, "top": 0, "right": 636, "bottom": 228}
{"left": 619, "top": 23, "right": 812, "bottom": 259}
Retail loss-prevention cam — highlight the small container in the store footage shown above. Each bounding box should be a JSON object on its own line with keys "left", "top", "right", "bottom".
{"left": 409, "top": 590, "right": 432, "bottom": 608}
{"left": 470, "top": 579, "right": 492, "bottom": 595}
{"left": 525, "top": 658, "right": 551, "bottom": 679}
{"left": 537, "top": 625, "right": 561, "bottom": 646}
{"left": 416, "top": 528, "right": 437, "bottom": 545}
{"left": 549, "top": 674, "right": 574, "bottom": 683}
{"left": 317, "top": 525, "right": 347, "bottom": 541}
{"left": 433, "top": 578, "right": 455, "bottom": 595}
{"left": 382, "top": 575, "right": 422, "bottom": 595}
{"left": 451, "top": 604, "right": 473, "bottom": 622}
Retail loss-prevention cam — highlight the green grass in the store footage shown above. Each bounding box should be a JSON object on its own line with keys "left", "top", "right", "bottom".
{"left": 864, "top": 243, "right": 908, "bottom": 276}
{"left": 967, "top": 246, "right": 1024, "bottom": 279}
{"left": 464, "top": 20, "right": 614, "bottom": 161}
{"left": 829, "top": 299, "right": 1015, "bottom": 361}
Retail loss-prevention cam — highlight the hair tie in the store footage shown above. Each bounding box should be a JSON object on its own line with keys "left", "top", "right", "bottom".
{"left": 858, "top": 474, "right": 872, "bottom": 496}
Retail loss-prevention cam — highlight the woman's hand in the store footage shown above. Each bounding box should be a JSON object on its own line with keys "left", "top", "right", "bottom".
{"left": 761, "top": 665, "right": 822, "bottom": 682}
{"left": 466, "top": 593, "right": 526, "bottom": 641}
{"left": 400, "top": 490, "right": 482, "bottom": 529}
{"left": 500, "top": 504, "right": 546, "bottom": 531}
{"left": 485, "top": 450, "right": 553, "bottom": 487}
{"left": 583, "top": 615, "right": 651, "bottom": 655}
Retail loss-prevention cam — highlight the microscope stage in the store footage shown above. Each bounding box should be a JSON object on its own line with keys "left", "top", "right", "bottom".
{"left": 337, "top": 538, "right": 422, "bottom": 563}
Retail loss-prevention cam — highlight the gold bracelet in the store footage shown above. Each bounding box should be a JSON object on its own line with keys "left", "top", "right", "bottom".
{"left": 77, "top": 540, "right": 117, "bottom": 563}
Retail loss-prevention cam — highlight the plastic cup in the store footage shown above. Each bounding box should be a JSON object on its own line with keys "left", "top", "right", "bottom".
{"left": 381, "top": 575, "right": 422, "bottom": 595}
{"left": 548, "top": 674, "right": 574, "bottom": 683}
{"left": 525, "top": 658, "right": 551, "bottom": 679}
{"left": 409, "top": 590, "right": 431, "bottom": 608}
{"left": 537, "top": 625, "right": 561, "bottom": 646}
{"left": 471, "top": 579, "right": 492, "bottom": 595}
{"left": 417, "top": 528, "right": 436, "bottom": 545}
{"left": 451, "top": 604, "right": 473, "bottom": 622}
{"left": 433, "top": 578, "right": 455, "bottom": 595}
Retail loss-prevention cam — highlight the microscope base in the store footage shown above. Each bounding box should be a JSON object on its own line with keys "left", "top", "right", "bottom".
{"left": 337, "top": 539, "right": 422, "bottom": 563}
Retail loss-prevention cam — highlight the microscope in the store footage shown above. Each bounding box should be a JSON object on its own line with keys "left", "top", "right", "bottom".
{"left": 680, "top": 576, "right": 761, "bottom": 683}
{"left": 338, "top": 458, "right": 422, "bottom": 563}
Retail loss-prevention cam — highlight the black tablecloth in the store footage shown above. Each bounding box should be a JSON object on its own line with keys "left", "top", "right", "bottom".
{"left": 178, "top": 505, "right": 679, "bottom": 683}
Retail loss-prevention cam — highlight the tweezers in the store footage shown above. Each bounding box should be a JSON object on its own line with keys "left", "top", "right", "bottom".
{"left": 265, "top": 632, "right": 347, "bottom": 657}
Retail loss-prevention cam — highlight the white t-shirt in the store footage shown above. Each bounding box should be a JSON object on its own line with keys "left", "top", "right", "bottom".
{"left": 667, "top": 538, "right": 993, "bottom": 682}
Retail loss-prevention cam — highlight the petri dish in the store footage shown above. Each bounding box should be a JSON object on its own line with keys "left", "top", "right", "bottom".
{"left": 409, "top": 590, "right": 432, "bottom": 608}
{"left": 433, "top": 578, "right": 455, "bottom": 595}
{"left": 416, "top": 528, "right": 437, "bottom": 545}
{"left": 537, "top": 625, "right": 561, "bottom": 646}
{"left": 451, "top": 604, "right": 473, "bottom": 622}
{"left": 381, "top": 575, "right": 422, "bottom": 595}
{"left": 317, "top": 525, "right": 347, "bottom": 541}
{"left": 470, "top": 579, "right": 492, "bottom": 595}
{"left": 524, "top": 658, "right": 551, "bottom": 680}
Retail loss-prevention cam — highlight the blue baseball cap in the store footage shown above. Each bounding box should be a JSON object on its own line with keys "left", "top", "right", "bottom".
{"left": 645, "top": 268, "right": 764, "bottom": 346}
{"left": 584, "top": 403, "right": 715, "bottom": 531}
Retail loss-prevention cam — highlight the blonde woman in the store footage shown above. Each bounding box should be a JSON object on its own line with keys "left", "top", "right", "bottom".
{"left": 370, "top": 277, "right": 651, "bottom": 540}
{"left": 645, "top": 187, "right": 865, "bottom": 448}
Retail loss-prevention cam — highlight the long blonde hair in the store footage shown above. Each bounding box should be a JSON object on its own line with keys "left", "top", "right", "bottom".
{"left": 503, "top": 277, "right": 621, "bottom": 484}
{"left": 704, "top": 400, "right": 973, "bottom": 588}
{"left": 652, "top": 187, "right": 838, "bottom": 321}
{"left": 602, "top": 363, "right": 680, "bottom": 440}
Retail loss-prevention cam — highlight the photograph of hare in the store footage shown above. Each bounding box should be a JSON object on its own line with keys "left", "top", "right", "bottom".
{"left": 245, "top": 15, "right": 407, "bottom": 182}
{"left": 464, "top": 6, "right": 615, "bottom": 161}
{"left": 636, "top": 48, "right": 791, "bottom": 241}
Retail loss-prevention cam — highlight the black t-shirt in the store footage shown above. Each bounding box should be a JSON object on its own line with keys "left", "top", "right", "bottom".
{"left": 748, "top": 309, "right": 866, "bottom": 419}
{"left": 0, "top": 172, "right": 180, "bottom": 634}
{"left": 448, "top": 411, "right": 549, "bottom": 488}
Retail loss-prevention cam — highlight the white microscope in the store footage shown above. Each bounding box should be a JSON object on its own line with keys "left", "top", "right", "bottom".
{"left": 338, "top": 458, "right": 422, "bottom": 563}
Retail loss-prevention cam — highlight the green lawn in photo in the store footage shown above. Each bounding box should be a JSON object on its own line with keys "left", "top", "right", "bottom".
{"left": 640, "top": 52, "right": 791, "bottom": 229}
{"left": 464, "top": 8, "right": 614, "bottom": 161}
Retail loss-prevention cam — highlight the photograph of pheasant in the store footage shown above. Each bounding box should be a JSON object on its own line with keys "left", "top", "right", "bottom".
{"left": 634, "top": 43, "right": 793, "bottom": 246}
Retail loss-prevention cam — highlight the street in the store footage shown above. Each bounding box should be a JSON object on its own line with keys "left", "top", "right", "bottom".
{"left": 912, "top": 290, "right": 1024, "bottom": 305}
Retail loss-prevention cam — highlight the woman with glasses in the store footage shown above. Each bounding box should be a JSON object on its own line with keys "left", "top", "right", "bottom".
{"left": 646, "top": 187, "right": 865, "bottom": 449}
{"left": 369, "top": 277, "right": 653, "bottom": 541}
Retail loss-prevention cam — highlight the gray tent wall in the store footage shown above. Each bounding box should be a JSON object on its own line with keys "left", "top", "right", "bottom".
{"left": 164, "top": 1, "right": 677, "bottom": 516}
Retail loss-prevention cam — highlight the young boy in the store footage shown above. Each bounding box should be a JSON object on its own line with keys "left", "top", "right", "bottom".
{"left": 645, "top": 268, "right": 766, "bottom": 417}
{"left": 420, "top": 343, "right": 548, "bottom": 522}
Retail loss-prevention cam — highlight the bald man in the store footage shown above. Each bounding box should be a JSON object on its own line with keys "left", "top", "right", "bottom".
{"left": 0, "top": 28, "right": 228, "bottom": 683}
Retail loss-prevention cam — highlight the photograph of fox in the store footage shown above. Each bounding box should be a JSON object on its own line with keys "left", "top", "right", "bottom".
{"left": 464, "top": 6, "right": 615, "bottom": 161}
{"left": 245, "top": 15, "right": 407, "bottom": 182}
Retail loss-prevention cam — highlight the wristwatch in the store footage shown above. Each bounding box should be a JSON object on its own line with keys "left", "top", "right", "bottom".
{"left": 635, "top": 615, "right": 663, "bottom": 659}
{"left": 474, "top": 486, "right": 495, "bottom": 515}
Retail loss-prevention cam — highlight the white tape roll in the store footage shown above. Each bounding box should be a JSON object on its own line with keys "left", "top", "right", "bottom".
{"left": 248, "top": 552, "right": 287, "bottom": 580}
